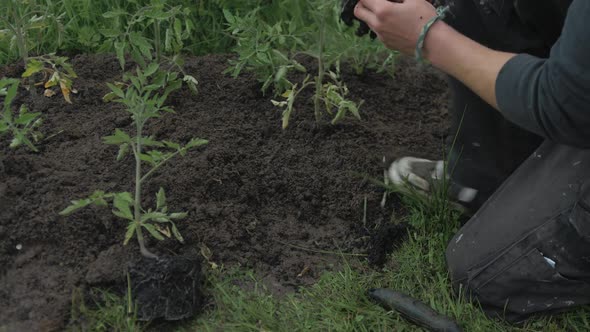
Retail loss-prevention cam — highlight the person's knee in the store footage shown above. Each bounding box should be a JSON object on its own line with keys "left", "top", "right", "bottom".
{"left": 445, "top": 235, "right": 468, "bottom": 290}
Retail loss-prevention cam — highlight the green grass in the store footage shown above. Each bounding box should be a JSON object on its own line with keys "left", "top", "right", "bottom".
{"left": 68, "top": 288, "right": 141, "bottom": 332}
{"left": 71, "top": 186, "right": 590, "bottom": 332}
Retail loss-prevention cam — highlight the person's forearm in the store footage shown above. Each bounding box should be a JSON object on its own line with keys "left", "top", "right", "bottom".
{"left": 424, "top": 22, "right": 516, "bottom": 111}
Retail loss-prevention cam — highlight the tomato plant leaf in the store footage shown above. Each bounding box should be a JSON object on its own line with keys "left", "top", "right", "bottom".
{"left": 113, "top": 193, "right": 134, "bottom": 220}
{"left": 22, "top": 60, "right": 44, "bottom": 78}
{"left": 169, "top": 212, "right": 188, "bottom": 220}
{"left": 104, "top": 129, "right": 132, "bottom": 145}
{"left": 60, "top": 198, "right": 93, "bottom": 216}
{"left": 143, "top": 223, "right": 165, "bottom": 241}
{"left": 171, "top": 223, "right": 184, "bottom": 243}
{"left": 156, "top": 187, "right": 166, "bottom": 210}
{"left": 124, "top": 222, "right": 136, "bottom": 245}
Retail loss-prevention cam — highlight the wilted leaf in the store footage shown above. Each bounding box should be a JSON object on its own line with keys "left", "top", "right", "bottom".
{"left": 200, "top": 244, "right": 212, "bottom": 260}
{"left": 44, "top": 89, "right": 56, "bottom": 97}
{"left": 22, "top": 60, "right": 44, "bottom": 78}
{"left": 156, "top": 225, "right": 171, "bottom": 238}
{"left": 143, "top": 223, "right": 165, "bottom": 241}
{"left": 57, "top": 78, "right": 72, "bottom": 104}
{"left": 44, "top": 72, "right": 59, "bottom": 88}
{"left": 171, "top": 223, "right": 184, "bottom": 243}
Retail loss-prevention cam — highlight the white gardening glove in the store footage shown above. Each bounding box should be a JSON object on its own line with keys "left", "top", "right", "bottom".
{"left": 388, "top": 157, "right": 444, "bottom": 192}
{"left": 387, "top": 157, "right": 477, "bottom": 203}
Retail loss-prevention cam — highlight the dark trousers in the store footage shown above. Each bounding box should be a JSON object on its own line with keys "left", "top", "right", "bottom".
{"left": 442, "top": 0, "right": 590, "bottom": 322}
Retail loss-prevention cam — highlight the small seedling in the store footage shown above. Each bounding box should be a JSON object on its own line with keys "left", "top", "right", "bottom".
{"left": 271, "top": 75, "right": 313, "bottom": 129}
{"left": 22, "top": 54, "right": 78, "bottom": 103}
{"left": 0, "top": 78, "right": 43, "bottom": 151}
{"left": 60, "top": 63, "right": 208, "bottom": 258}
{"left": 321, "top": 69, "right": 363, "bottom": 125}
{"left": 272, "top": 66, "right": 363, "bottom": 129}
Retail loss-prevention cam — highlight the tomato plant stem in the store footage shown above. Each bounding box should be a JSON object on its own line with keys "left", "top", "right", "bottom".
{"left": 134, "top": 117, "right": 157, "bottom": 259}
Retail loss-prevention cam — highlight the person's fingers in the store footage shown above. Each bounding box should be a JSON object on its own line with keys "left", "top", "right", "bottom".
{"left": 358, "top": 0, "right": 399, "bottom": 13}
{"left": 353, "top": 1, "right": 379, "bottom": 28}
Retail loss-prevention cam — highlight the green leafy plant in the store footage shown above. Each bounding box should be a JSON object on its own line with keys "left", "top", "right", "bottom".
{"left": 0, "top": 0, "right": 63, "bottom": 66}
{"left": 60, "top": 63, "right": 208, "bottom": 259}
{"left": 225, "top": 0, "right": 365, "bottom": 128}
{"left": 321, "top": 69, "right": 363, "bottom": 124}
{"left": 22, "top": 54, "right": 78, "bottom": 103}
{"left": 100, "top": 1, "right": 198, "bottom": 93}
{"left": 307, "top": 0, "right": 363, "bottom": 125}
{"left": 271, "top": 76, "right": 313, "bottom": 129}
{"left": 0, "top": 78, "right": 43, "bottom": 151}
{"left": 270, "top": 0, "right": 364, "bottom": 128}
{"left": 223, "top": 8, "right": 306, "bottom": 96}
{"left": 101, "top": 5, "right": 182, "bottom": 67}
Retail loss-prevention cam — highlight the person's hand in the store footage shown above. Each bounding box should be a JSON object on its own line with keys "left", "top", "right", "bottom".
{"left": 354, "top": 0, "right": 437, "bottom": 56}
{"left": 341, "top": 0, "right": 377, "bottom": 38}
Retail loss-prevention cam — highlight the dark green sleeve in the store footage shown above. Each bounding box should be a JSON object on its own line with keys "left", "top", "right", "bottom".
{"left": 495, "top": 0, "right": 590, "bottom": 148}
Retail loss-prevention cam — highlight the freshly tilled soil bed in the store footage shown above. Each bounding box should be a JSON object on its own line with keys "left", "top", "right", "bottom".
{"left": 0, "top": 53, "right": 449, "bottom": 330}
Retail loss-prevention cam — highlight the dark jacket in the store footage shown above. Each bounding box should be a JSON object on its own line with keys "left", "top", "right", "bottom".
{"left": 496, "top": 0, "right": 590, "bottom": 148}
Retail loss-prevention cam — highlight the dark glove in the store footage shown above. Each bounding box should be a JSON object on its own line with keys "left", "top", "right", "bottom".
{"left": 340, "top": 0, "right": 377, "bottom": 38}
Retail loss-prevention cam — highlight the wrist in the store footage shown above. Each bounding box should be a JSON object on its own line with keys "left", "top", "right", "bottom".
{"left": 422, "top": 21, "right": 454, "bottom": 68}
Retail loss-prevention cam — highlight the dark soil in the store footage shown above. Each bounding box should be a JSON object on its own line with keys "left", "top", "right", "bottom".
{"left": 0, "top": 53, "right": 449, "bottom": 331}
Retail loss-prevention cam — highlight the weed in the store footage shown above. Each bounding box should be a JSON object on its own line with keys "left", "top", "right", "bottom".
{"left": 60, "top": 63, "right": 207, "bottom": 258}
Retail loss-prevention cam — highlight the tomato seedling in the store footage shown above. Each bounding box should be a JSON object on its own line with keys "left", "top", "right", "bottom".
{"left": 60, "top": 64, "right": 207, "bottom": 259}
{"left": 0, "top": 78, "right": 42, "bottom": 151}
{"left": 22, "top": 54, "right": 77, "bottom": 103}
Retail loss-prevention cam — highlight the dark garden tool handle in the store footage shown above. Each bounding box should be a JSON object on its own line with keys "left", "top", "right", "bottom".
{"left": 368, "top": 288, "right": 463, "bottom": 332}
